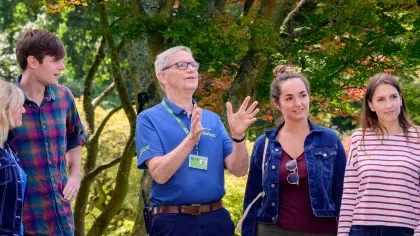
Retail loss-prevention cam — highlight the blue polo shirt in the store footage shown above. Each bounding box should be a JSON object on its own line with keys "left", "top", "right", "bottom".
{"left": 135, "top": 97, "right": 233, "bottom": 206}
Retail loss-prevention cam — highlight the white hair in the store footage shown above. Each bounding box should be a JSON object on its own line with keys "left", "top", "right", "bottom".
{"left": 154, "top": 46, "right": 193, "bottom": 91}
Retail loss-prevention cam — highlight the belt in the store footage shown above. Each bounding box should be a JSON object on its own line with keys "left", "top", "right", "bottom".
{"left": 152, "top": 200, "right": 223, "bottom": 216}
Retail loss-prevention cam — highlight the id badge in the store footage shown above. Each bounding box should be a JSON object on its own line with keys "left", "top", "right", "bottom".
{"left": 189, "top": 155, "right": 208, "bottom": 170}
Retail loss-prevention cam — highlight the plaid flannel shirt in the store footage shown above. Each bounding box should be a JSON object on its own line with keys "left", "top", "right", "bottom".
{"left": 10, "top": 76, "right": 87, "bottom": 235}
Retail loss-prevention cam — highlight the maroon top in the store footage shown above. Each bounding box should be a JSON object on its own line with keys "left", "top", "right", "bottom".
{"left": 276, "top": 151, "right": 337, "bottom": 234}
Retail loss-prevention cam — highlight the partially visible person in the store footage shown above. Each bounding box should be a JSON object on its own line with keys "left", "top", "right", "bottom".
{"left": 338, "top": 73, "right": 420, "bottom": 236}
{"left": 10, "top": 29, "right": 86, "bottom": 236}
{"left": 240, "top": 69, "right": 346, "bottom": 236}
{"left": 0, "top": 80, "right": 27, "bottom": 236}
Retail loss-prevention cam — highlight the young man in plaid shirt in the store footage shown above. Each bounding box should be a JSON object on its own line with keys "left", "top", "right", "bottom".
{"left": 10, "top": 29, "right": 86, "bottom": 236}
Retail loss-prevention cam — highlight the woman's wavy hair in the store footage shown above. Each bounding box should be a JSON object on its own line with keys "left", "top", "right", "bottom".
{"left": 0, "top": 80, "right": 25, "bottom": 148}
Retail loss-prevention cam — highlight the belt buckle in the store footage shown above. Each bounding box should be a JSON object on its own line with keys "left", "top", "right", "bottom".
{"left": 190, "top": 204, "right": 201, "bottom": 215}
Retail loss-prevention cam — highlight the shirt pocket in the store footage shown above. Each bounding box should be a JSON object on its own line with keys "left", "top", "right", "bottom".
{"left": 314, "top": 148, "right": 337, "bottom": 160}
{"left": 314, "top": 148, "right": 337, "bottom": 170}
{"left": 313, "top": 147, "right": 337, "bottom": 186}
{"left": 0, "top": 157, "right": 12, "bottom": 185}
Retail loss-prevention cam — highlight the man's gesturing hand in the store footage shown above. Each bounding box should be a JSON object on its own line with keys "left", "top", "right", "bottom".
{"left": 226, "top": 96, "right": 259, "bottom": 139}
{"left": 187, "top": 104, "right": 204, "bottom": 144}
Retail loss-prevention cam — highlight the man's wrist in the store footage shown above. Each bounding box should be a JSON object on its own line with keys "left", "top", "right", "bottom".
{"left": 232, "top": 135, "right": 246, "bottom": 143}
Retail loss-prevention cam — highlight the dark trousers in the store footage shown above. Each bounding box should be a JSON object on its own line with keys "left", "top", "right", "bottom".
{"left": 350, "top": 225, "right": 414, "bottom": 236}
{"left": 256, "top": 223, "right": 336, "bottom": 236}
{"left": 150, "top": 208, "right": 234, "bottom": 236}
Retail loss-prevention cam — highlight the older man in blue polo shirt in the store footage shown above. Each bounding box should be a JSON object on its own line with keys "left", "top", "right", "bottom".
{"left": 135, "top": 46, "right": 259, "bottom": 236}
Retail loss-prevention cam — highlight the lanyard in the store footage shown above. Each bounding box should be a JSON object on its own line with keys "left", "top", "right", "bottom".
{"left": 162, "top": 100, "right": 199, "bottom": 154}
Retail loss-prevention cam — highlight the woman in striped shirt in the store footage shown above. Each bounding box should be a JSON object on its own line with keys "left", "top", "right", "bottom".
{"left": 338, "top": 73, "right": 420, "bottom": 236}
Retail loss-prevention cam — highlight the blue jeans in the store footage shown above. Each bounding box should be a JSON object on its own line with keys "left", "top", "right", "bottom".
{"left": 150, "top": 208, "right": 234, "bottom": 236}
{"left": 350, "top": 225, "right": 414, "bottom": 236}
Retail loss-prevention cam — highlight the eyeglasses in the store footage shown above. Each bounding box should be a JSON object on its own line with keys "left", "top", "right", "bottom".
{"left": 162, "top": 61, "right": 200, "bottom": 71}
{"left": 285, "top": 159, "right": 299, "bottom": 185}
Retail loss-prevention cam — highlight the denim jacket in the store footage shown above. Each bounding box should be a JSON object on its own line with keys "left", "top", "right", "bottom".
{"left": 0, "top": 132, "right": 25, "bottom": 236}
{"left": 241, "top": 120, "right": 346, "bottom": 236}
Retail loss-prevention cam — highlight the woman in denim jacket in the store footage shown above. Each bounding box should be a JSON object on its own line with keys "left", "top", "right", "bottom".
{"left": 0, "top": 80, "right": 27, "bottom": 236}
{"left": 240, "top": 69, "right": 346, "bottom": 236}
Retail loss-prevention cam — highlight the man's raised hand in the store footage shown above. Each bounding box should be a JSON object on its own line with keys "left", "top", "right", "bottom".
{"left": 188, "top": 104, "right": 204, "bottom": 143}
{"left": 226, "top": 96, "right": 259, "bottom": 139}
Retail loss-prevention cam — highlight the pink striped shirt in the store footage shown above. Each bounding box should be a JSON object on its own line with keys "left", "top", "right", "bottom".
{"left": 338, "top": 127, "right": 420, "bottom": 236}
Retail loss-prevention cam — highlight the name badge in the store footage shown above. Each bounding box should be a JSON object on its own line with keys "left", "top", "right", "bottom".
{"left": 189, "top": 155, "right": 208, "bottom": 170}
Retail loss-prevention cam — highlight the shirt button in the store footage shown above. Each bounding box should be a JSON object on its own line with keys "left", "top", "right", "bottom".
{"left": 275, "top": 148, "right": 279, "bottom": 152}
{"left": 272, "top": 217, "right": 275, "bottom": 221}
{"left": 271, "top": 165, "right": 276, "bottom": 169}
{"left": 272, "top": 202, "right": 275, "bottom": 206}
{"left": 271, "top": 184, "right": 275, "bottom": 188}
{"left": 183, "top": 111, "right": 187, "bottom": 114}
{"left": 323, "top": 153, "right": 327, "bottom": 157}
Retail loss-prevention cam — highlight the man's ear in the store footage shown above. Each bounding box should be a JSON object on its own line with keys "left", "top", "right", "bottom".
{"left": 157, "top": 71, "right": 168, "bottom": 86}
{"left": 27, "top": 56, "right": 39, "bottom": 69}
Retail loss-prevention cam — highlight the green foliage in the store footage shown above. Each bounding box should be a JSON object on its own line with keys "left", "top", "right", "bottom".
{"left": 223, "top": 141, "right": 253, "bottom": 236}
{"left": 403, "top": 79, "right": 420, "bottom": 124}
{"left": 224, "top": 172, "right": 246, "bottom": 236}
{"left": 76, "top": 99, "right": 139, "bottom": 235}
{"left": 162, "top": 11, "right": 251, "bottom": 74}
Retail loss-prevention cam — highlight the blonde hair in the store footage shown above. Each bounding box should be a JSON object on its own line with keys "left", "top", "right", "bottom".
{"left": 0, "top": 80, "right": 25, "bottom": 148}
{"left": 154, "top": 46, "right": 193, "bottom": 90}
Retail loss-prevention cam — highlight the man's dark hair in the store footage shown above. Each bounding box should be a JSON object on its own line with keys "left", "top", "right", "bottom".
{"left": 16, "top": 29, "right": 66, "bottom": 70}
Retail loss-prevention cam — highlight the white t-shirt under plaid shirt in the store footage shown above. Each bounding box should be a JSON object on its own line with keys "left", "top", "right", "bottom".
{"left": 338, "top": 127, "right": 420, "bottom": 236}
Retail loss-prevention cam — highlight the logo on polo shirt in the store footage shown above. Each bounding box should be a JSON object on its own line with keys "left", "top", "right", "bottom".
{"left": 139, "top": 145, "right": 150, "bottom": 157}
{"left": 202, "top": 128, "right": 216, "bottom": 138}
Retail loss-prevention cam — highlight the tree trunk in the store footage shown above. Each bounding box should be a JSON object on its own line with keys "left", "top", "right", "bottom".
{"left": 124, "top": 0, "right": 175, "bottom": 233}
{"left": 86, "top": 0, "right": 137, "bottom": 235}
{"left": 127, "top": 35, "right": 162, "bottom": 114}
{"left": 86, "top": 137, "right": 136, "bottom": 236}
{"left": 228, "top": 0, "right": 294, "bottom": 108}
{"left": 228, "top": 0, "right": 320, "bottom": 111}
{"left": 74, "top": 37, "right": 105, "bottom": 236}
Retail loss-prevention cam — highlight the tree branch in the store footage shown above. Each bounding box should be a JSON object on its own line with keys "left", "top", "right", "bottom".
{"left": 290, "top": 19, "right": 330, "bottom": 39}
{"left": 243, "top": 0, "right": 255, "bottom": 16}
{"left": 90, "top": 40, "right": 126, "bottom": 108}
{"left": 92, "top": 82, "right": 116, "bottom": 108}
{"left": 279, "top": 0, "right": 311, "bottom": 35}
{"left": 117, "top": 39, "right": 126, "bottom": 52}
{"left": 89, "top": 105, "right": 123, "bottom": 144}
{"left": 84, "top": 157, "right": 122, "bottom": 182}
{"left": 96, "top": 0, "right": 136, "bottom": 126}
{"left": 83, "top": 37, "right": 106, "bottom": 134}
